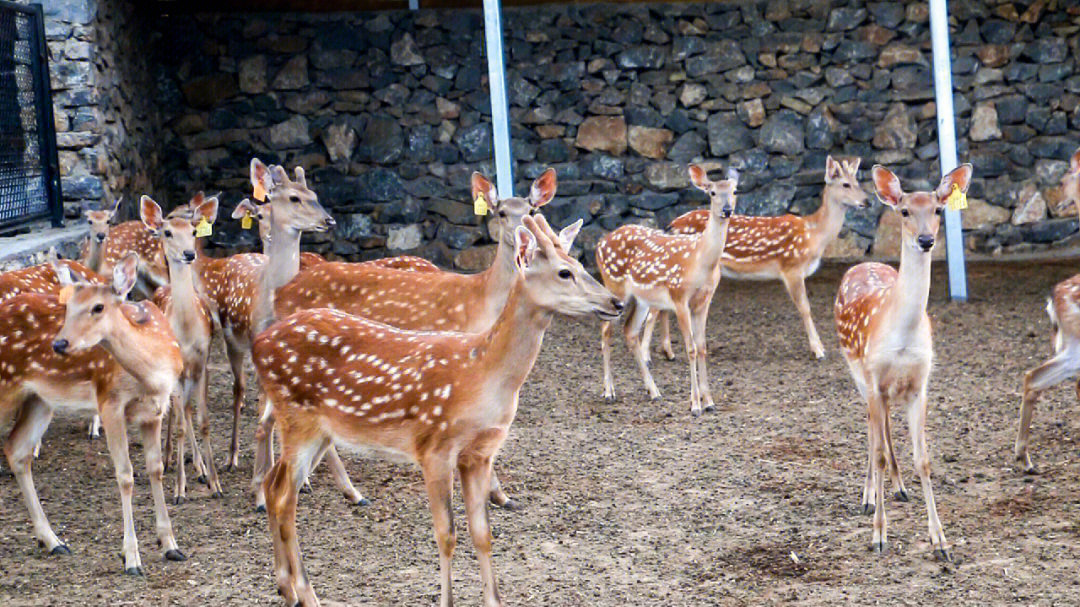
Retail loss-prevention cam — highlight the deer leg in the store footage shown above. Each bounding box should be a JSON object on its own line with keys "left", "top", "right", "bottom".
{"left": 172, "top": 392, "right": 188, "bottom": 505}
{"left": 690, "top": 298, "right": 715, "bottom": 412}
{"left": 624, "top": 299, "right": 661, "bottom": 401}
{"left": 194, "top": 363, "right": 223, "bottom": 497}
{"left": 781, "top": 272, "right": 825, "bottom": 360}
{"left": 138, "top": 412, "right": 184, "bottom": 562}
{"left": 225, "top": 337, "right": 247, "bottom": 471}
{"left": 4, "top": 397, "right": 68, "bottom": 554}
{"left": 673, "top": 304, "right": 700, "bottom": 416}
{"left": 869, "top": 388, "right": 888, "bottom": 554}
{"left": 488, "top": 470, "right": 516, "bottom": 510}
{"left": 460, "top": 456, "right": 503, "bottom": 607}
{"left": 423, "top": 456, "right": 457, "bottom": 607}
{"left": 601, "top": 320, "right": 617, "bottom": 402}
{"left": 264, "top": 456, "right": 298, "bottom": 605}
{"left": 253, "top": 393, "right": 276, "bottom": 513}
{"left": 861, "top": 414, "right": 875, "bottom": 516}
{"left": 322, "top": 446, "right": 367, "bottom": 506}
{"left": 88, "top": 414, "right": 101, "bottom": 439}
{"left": 98, "top": 405, "right": 143, "bottom": 574}
{"left": 659, "top": 311, "right": 675, "bottom": 360}
{"left": 279, "top": 437, "right": 328, "bottom": 607}
{"left": 1016, "top": 350, "right": 1080, "bottom": 473}
{"left": 910, "top": 383, "right": 949, "bottom": 561}
{"left": 163, "top": 397, "right": 176, "bottom": 473}
{"left": 640, "top": 309, "right": 658, "bottom": 368}
{"left": 882, "top": 411, "right": 908, "bottom": 501}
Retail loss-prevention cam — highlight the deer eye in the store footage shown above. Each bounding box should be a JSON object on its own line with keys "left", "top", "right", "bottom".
{"left": 528, "top": 208, "right": 536, "bottom": 216}
{"left": 289, "top": 195, "right": 300, "bottom": 203}
{"left": 558, "top": 269, "right": 572, "bottom": 280}
{"left": 164, "top": 229, "right": 172, "bottom": 237}
{"left": 900, "top": 209, "right": 910, "bottom": 217}
{"left": 256, "top": 214, "right": 264, "bottom": 220}
{"left": 842, "top": 183, "right": 851, "bottom": 189}
{"left": 498, "top": 210, "right": 506, "bottom": 218}
{"left": 935, "top": 207, "right": 944, "bottom": 216}
{"left": 91, "top": 303, "right": 104, "bottom": 314}
{"left": 192, "top": 230, "right": 198, "bottom": 236}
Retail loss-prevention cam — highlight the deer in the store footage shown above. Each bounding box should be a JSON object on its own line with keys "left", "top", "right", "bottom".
{"left": 78, "top": 197, "right": 122, "bottom": 273}
{"left": 834, "top": 163, "right": 972, "bottom": 561}
{"left": 260, "top": 168, "right": 558, "bottom": 510}
{"left": 143, "top": 194, "right": 224, "bottom": 502}
{"left": 231, "top": 198, "right": 437, "bottom": 273}
{"left": 95, "top": 218, "right": 170, "bottom": 300}
{"left": 596, "top": 165, "right": 736, "bottom": 416}
{"left": 0, "top": 253, "right": 186, "bottom": 574}
{"left": 1015, "top": 147, "right": 1080, "bottom": 474}
{"left": 254, "top": 214, "right": 621, "bottom": 607}
{"left": 650, "top": 156, "right": 868, "bottom": 361}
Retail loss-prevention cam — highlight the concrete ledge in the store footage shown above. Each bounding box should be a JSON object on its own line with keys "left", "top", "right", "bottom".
{"left": 0, "top": 222, "right": 88, "bottom": 272}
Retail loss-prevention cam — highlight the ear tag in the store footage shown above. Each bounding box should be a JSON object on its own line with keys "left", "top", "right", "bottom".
{"left": 58, "top": 285, "right": 73, "bottom": 305}
{"left": 253, "top": 182, "right": 267, "bottom": 202}
{"left": 474, "top": 193, "right": 489, "bottom": 216}
{"left": 241, "top": 213, "right": 253, "bottom": 230}
{"left": 195, "top": 217, "right": 213, "bottom": 238}
{"left": 946, "top": 184, "right": 967, "bottom": 211}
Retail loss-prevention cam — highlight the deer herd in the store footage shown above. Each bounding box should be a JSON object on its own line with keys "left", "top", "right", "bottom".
{"left": 1, "top": 146, "right": 1080, "bottom": 605}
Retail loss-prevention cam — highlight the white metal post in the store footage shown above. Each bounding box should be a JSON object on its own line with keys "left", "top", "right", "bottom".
{"left": 482, "top": 0, "right": 514, "bottom": 197}
{"left": 929, "top": 0, "right": 968, "bottom": 302}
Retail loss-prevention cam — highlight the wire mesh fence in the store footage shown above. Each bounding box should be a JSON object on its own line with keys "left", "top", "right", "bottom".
{"left": 0, "top": 1, "right": 60, "bottom": 231}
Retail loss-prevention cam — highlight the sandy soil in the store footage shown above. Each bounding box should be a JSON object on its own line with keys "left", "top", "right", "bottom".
{"left": 2, "top": 260, "right": 1079, "bottom": 606}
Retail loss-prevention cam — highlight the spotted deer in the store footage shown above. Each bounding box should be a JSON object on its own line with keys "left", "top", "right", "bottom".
{"left": 653, "top": 156, "right": 868, "bottom": 360}
{"left": 596, "top": 165, "right": 736, "bottom": 416}
{"left": 263, "top": 169, "right": 558, "bottom": 509}
{"left": 78, "top": 197, "right": 122, "bottom": 273}
{"left": 254, "top": 214, "right": 621, "bottom": 607}
{"left": 96, "top": 219, "right": 170, "bottom": 300}
{"left": 1015, "top": 147, "right": 1080, "bottom": 473}
{"left": 232, "top": 198, "right": 437, "bottom": 273}
{"left": 144, "top": 194, "right": 224, "bottom": 502}
{"left": 834, "top": 163, "right": 972, "bottom": 561}
{"left": 0, "top": 253, "right": 185, "bottom": 574}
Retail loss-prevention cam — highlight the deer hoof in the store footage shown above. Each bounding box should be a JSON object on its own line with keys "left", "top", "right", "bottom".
{"left": 124, "top": 566, "right": 145, "bottom": 576}
{"left": 173, "top": 496, "right": 185, "bottom": 506}
{"left": 703, "top": 404, "right": 715, "bottom": 413}
{"left": 933, "top": 548, "right": 952, "bottom": 562}
{"left": 255, "top": 504, "right": 266, "bottom": 514}
{"left": 165, "top": 549, "right": 186, "bottom": 562}
{"left": 212, "top": 491, "right": 224, "bottom": 499}
{"left": 690, "top": 408, "right": 702, "bottom": 417}
{"left": 354, "top": 497, "right": 371, "bottom": 507}
{"left": 860, "top": 503, "right": 875, "bottom": 515}
{"left": 871, "top": 541, "right": 886, "bottom": 554}
{"left": 299, "top": 484, "right": 312, "bottom": 495}
{"left": 894, "top": 490, "right": 910, "bottom": 502}
{"left": 49, "top": 544, "right": 71, "bottom": 556}
{"left": 603, "top": 394, "right": 616, "bottom": 404}
{"left": 497, "top": 498, "right": 522, "bottom": 512}
{"left": 196, "top": 474, "right": 207, "bottom": 485}
{"left": 1023, "top": 465, "right": 1040, "bottom": 476}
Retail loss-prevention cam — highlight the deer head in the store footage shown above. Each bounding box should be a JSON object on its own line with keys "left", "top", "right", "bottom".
{"left": 51, "top": 252, "right": 139, "bottom": 355}
{"left": 688, "top": 165, "right": 737, "bottom": 218}
{"left": 825, "top": 156, "right": 869, "bottom": 209}
{"left": 82, "top": 197, "right": 121, "bottom": 244}
{"left": 250, "top": 159, "right": 334, "bottom": 234}
{"left": 141, "top": 194, "right": 219, "bottom": 266}
{"left": 232, "top": 198, "right": 272, "bottom": 248}
{"left": 515, "top": 215, "right": 621, "bottom": 320}
{"left": 474, "top": 168, "right": 557, "bottom": 247}
{"left": 872, "top": 164, "right": 973, "bottom": 253}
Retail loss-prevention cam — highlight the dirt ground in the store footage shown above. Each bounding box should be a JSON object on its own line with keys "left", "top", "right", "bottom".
{"left": 2, "top": 259, "right": 1080, "bottom": 606}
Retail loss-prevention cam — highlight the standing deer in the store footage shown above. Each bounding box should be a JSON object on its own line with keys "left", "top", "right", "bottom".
{"left": 596, "top": 165, "right": 736, "bottom": 416}
{"left": 144, "top": 194, "right": 224, "bottom": 502}
{"left": 96, "top": 218, "right": 170, "bottom": 300}
{"left": 653, "top": 156, "right": 868, "bottom": 360}
{"left": 254, "top": 215, "right": 622, "bottom": 607}
{"left": 834, "top": 163, "right": 972, "bottom": 561}
{"left": 79, "top": 197, "right": 122, "bottom": 273}
{"left": 263, "top": 169, "right": 558, "bottom": 509}
{"left": 1015, "top": 146, "right": 1080, "bottom": 473}
{"left": 0, "top": 253, "right": 185, "bottom": 573}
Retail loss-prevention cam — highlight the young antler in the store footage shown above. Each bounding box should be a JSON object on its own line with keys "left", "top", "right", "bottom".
{"left": 834, "top": 162, "right": 972, "bottom": 561}
{"left": 596, "top": 164, "right": 736, "bottom": 416}
{"left": 254, "top": 214, "right": 621, "bottom": 607}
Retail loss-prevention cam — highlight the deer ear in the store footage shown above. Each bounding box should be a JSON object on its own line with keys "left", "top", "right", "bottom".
{"left": 232, "top": 198, "right": 257, "bottom": 219}
{"left": 529, "top": 168, "right": 557, "bottom": 208}
{"left": 112, "top": 253, "right": 139, "bottom": 298}
{"left": 293, "top": 166, "right": 307, "bottom": 188}
{"left": 935, "top": 163, "right": 974, "bottom": 204}
{"left": 51, "top": 261, "right": 75, "bottom": 287}
{"left": 1070, "top": 147, "right": 1080, "bottom": 173}
{"left": 688, "top": 165, "right": 710, "bottom": 190}
{"left": 825, "top": 155, "right": 841, "bottom": 182}
{"left": 139, "top": 195, "right": 164, "bottom": 233}
{"left": 725, "top": 166, "right": 739, "bottom": 186}
{"left": 195, "top": 196, "right": 219, "bottom": 225}
{"left": 849, "top": 157, "right": 862, "bottom": 175}
{"left": 108, "top": 196, "right": 122, "bottom": 217}
{"left": 558, "top": 219, "right": 583, "bottom": 250}
{"left": 871, "top": 165, "right": 903, "bottom": 208}
{"left": 269, "top": 165, "right": 289, "bottom": 188}
{"left": 251, "top": 158, "right": 274, "bottom": 195}
{"left": 514, "top": 225, "right": 538, "bottom": 270}
{"left": 471, "top": 172, "right": 499, "bottom": 209}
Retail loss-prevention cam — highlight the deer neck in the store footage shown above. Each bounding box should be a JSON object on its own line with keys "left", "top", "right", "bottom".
{"left": 806, "top": 186, "right": 848, "bottom": 253}
{"left": 166, "top": 257, "right": 202, "bottom": 337}
{"left": 100, "top": 308, "right": 176, "bottom": 395}
{"left": 888, "top": 235, "right": 933, "bottom": 335}
{"left": 478, "top": 278, "right": 552, "bottom": 398}
{"left": 253, "top": 216, "right": 302, "bottom": 334}
{"left": 695, "top": 210, "right": 730, "bottom": 269}
{"left": 475, "top": 232, "right": 519, "bottom": 324}
{"left": 85, "top": 238, "right": 105, "bottom": 273}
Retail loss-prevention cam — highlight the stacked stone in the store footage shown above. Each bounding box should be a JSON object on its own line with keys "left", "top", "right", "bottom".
{"left": 58, "top": 1, "right": 1080, "bottom": 265}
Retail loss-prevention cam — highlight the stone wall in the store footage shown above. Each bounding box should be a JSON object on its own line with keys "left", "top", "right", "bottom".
{"left": 36, "top": 0, "right": 161, "bottom": 220}
{"left": 40, "top": 1, "right": 1080, "bottom": 265}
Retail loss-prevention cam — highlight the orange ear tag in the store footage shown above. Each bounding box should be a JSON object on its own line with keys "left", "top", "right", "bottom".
{"left": 58, "top": 285, "right": 74, "bottom": 305}
{"left": 195, "top": 218, "right": 213, "bottom": 238}
{"left": 241, "top": 214, "right": 253, "bottom": 230}
{"left": 945, "top": 184, "right": 967, "bottom": 211}
{"left": 253, "top": 182, "right": 267, "bottom": 202}
{"left": 474, "top": 193, "right": 488, "bottom": 216}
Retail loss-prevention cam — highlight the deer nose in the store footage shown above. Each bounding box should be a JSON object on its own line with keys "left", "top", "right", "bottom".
{"left": 95, "top": 233, "right": 106, "bottom": 242}
{"left": 52, "top": 339, "right": 69, "bottom": 355}
{"left": 324, "top": 217, "right": 336, "bottom": 229}
{"left": 611, "top": 298, "right": 624, "bottom": 312}
{"left": 721, "top": 205, "right": 733, "bottom": 218}
{"left": 183, "top": 250, "right": 196, "bottom": 263}
{"left": 917, "top": 234, "right": 935, "bottom": 251}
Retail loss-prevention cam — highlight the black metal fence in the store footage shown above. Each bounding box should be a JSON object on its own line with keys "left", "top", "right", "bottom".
{"left": 0, "top": 1, "right": 60, "bottom": 231}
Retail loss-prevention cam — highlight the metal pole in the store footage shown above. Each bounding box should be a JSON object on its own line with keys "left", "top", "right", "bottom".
{"left": 482, "top": 0, "right": 514, "bottom": 197}
{"left": 929, "top": 0, "right": 967, "bottom": 302}
{"left": 409, "top": 0, "right": 418, "bottom": 11}
{"left": 31, "top": 3, "right": 62, "bottom": 227}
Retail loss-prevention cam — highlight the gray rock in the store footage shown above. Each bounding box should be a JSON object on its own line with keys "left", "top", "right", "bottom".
{"left": 686, "top": 40, "right": 745, "bottom": 78}
{"left": 583, "top": 154, "right": 624, "bottom": 180}
{"left": 827, "top": 7, "right": 867, "bottom": 31}
{"left": 387, "top": 224, "right": 424, "bottom": 251}
{"left": 872, "top": 103, "right": 916, "bottom": 150}
{"left": 428, "top": 199, "right": 475, "bottom": 225}
{"left": 62, "top": 175, "right": 104, "bottom": 200}
{"left": 645, "top": 163, "right": 691, "bottom": 190}
{"left": 269, "top": 115, "right": 312, "bottom": 148}
{"left": 272, "top": 56, "right": 308, "bottom": 90}
{"left": 805, "top": 106, "right": 835, "bottom": 150}
{"left": 758, "top": 111, "right": 805, "bottom": 155}
{"left": 338, "top": 213, "right": 375, "bottom": 240}
{"left": 454, "top": 123, "right": 494, "bottom": 163}
{"left": 672, "top": 36, "right": 708, "bottom": 61}
{"left": 617, "top": 46, "right": 666, "bottom": 70}
{"left": 238, "top": 55, "right": 267, "bottom": 94}
{"left": 707, "top": 113, "right": 753, "bottom": 156}
{"left": 181, "top": 73, "right": 238, "bottom": 108}
{"left": 868, "top": 2, "right": 905, "bottom": 29}
{"left": 438, "top": 223, "right": 484, "bottom": 249}
{"left": 825, "top": 66, "right": 854, "bottom": 87}
{"left": 667, "top": 131, "right": 707, "bottom": 163}
{"left": 357, "top": 169, "right": 406, "bottom": 202}
{"left": 322, "top": 122, "right": 356, "bottom": 163}
{"left": 390, "top": 34, "right": 425, "bottom": 66}
{"left": 1023, "top": 38, "right": 1068, "bottom": 64}
{"left": 832, "top": 41, "right": 877, "bottom": 62}
{"left": 357, "top": 117, "right": 403, "bottom": 164}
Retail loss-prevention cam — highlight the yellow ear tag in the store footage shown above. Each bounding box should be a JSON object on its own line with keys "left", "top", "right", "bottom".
{"left": 241, "top": 214, "right": 253, "bottom": 230}
{"left": 195, "top": 217, "right": 213, "bottom": 238}
{"left": 946, "top": 184, "right": 967, "bottom": 211}
{"left": 252, "top": 182, "right": 267, "bottom": 202}
{"left": 474, "top": 193, "right": 488, "bottom": 216}
{"left": 57, "top": 285, "right": 73, "bottom": 305}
